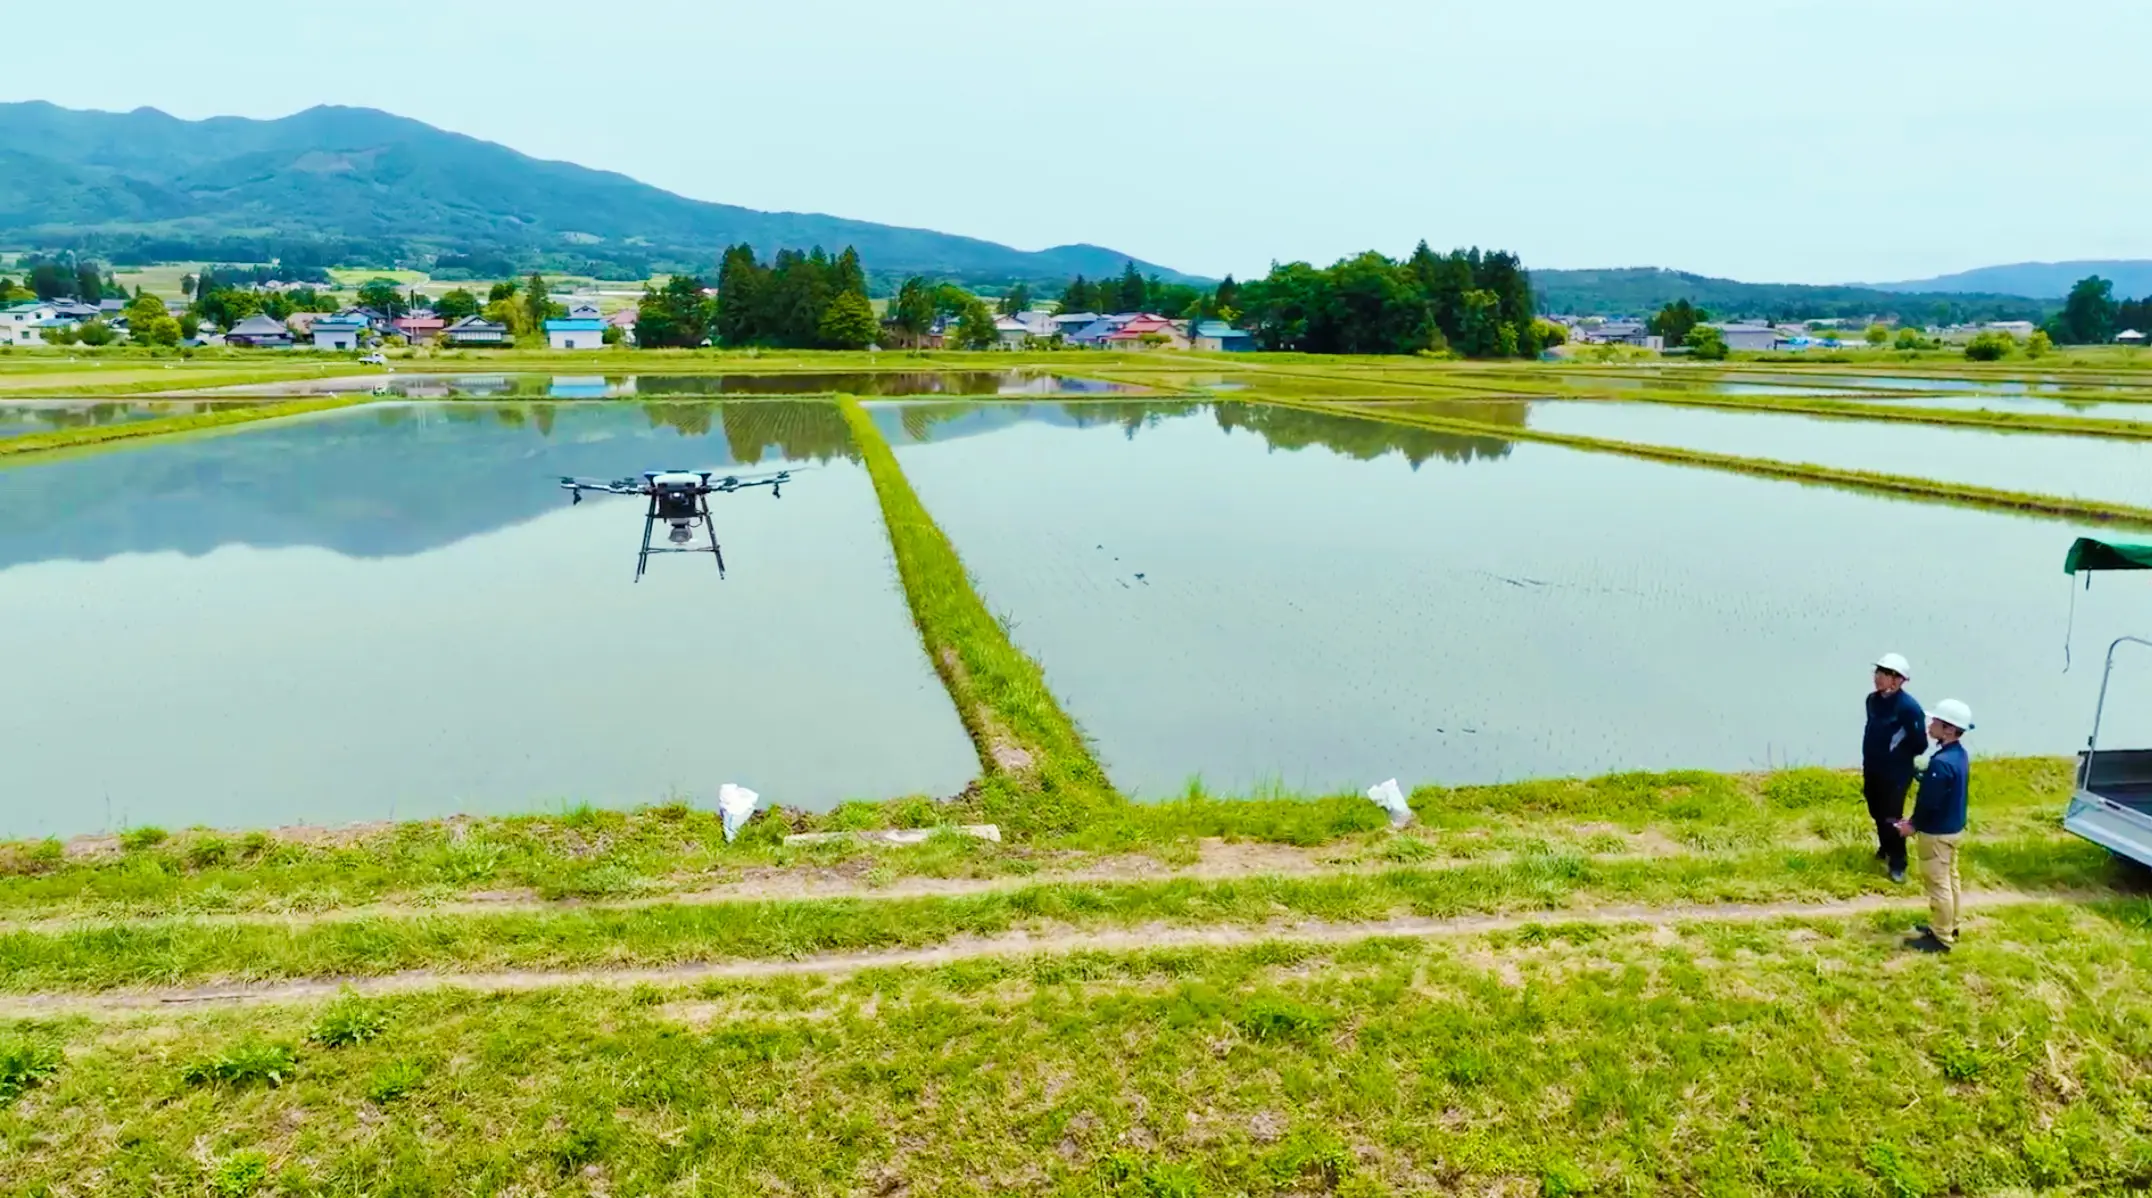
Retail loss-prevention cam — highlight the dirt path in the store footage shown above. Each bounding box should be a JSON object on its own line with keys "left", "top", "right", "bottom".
{"left": 0, "top": 839, "right": 1706, "bottom": 932}
{"left": 0, "top": 890, "right": 2062, "bottom": 1017}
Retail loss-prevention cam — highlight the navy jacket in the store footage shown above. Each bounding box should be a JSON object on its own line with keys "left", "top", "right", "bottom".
{"left": 1911, "top": 741, "right": 1970, "bottom": 835}
{"left": 1863, "top": 689, "right": 1928, "bottom": 783}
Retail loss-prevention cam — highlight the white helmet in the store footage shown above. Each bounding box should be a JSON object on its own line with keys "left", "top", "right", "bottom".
{"left": 1930, "top": 698, "right": 1974, "bottom": 732}
{"left": 1874, "top": 652, "right": 1911, "bottom": 678}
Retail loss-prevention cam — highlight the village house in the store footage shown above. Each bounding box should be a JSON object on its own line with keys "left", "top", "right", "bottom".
{"left": 0, "top": 301, "right": 58, "bottom": 346}
{"left": 1704, "top": 322, "right": 1782, "bottom": 353}
{"left": 992, "top": 316, "right": 1031, "bottom": 350}
{"left": 544, "top": 315, "right": 604, "bottom": 350}
{"left": 443, "top": 315, "right": 512, "bottom": 347}
{"left": 1102, "top": 315, "right": 1189, "bottom": 351}
{"left": 604, "top": 309, "right": 637, "bottom": 342}
{"left": 310, "top": 315, "right": 367, "bottom": 351}
{"left": 1191, "top": 320, "right": 1255, "bottom": 353}
{"left": 392, "top": 313, "right": 446, "bottom": 344}
{"left": 224, "top": 314, "right": 294, "bottom": 349}
{"left": 2114, "top": 329, "right": 2145, "bottom": 346}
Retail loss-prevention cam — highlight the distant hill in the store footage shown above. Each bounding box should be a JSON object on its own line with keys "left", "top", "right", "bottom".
{"left": 0, "top": 101, "right": 1198, "bottom": 288}
{"left": 1530, "top": 266, "right": 2052, "bottom": 323}
{"left": 1866, "top": 260, "right": 2152, "bottom": 300}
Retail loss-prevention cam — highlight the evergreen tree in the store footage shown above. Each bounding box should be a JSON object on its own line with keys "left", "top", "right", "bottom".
{"left": 831, "top": 246, "right": 868, "bottom": 299}
{"left": 1115, "top": 261, "right": 1146, "bottom": 313}
{"left": 1058, "top": 275, "right": 1094, "bottom": 313}
{"left": 636, "top": 274, "right": 712, "bottom": 348}
{"left": 998, "top": 282, "right": 1032, "bottom": 316}
{"left": 891, "top": 275, "right": 936, "bottom": 347}
{"left": 713, "top": 245, "right": 765, "bottom": 345}
{"left": 522, "top": 273, "right": 554, "bottom": 333}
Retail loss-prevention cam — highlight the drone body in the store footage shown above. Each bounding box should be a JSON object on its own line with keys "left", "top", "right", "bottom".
{"left": 558, "top": 468, "right": 791, "bottom": 581}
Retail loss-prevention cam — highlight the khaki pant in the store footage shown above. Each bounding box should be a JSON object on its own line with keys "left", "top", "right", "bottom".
{"left": 1916, "top": 832, "right": 1963, "bottom": 944}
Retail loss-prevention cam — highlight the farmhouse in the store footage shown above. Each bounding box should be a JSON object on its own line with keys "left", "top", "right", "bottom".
{"left": 310, "top": 316, "right": 367, "bottom": 351}
{"left": 544, "top": 317, "right": 604, "bottom": 350}
{"left": 0, "top": 301, "right": 58, "bottom": 346}
{"left": 443, "top": 316, "right": 512, "bottom": 347}
{"left": 1192, "top": 320, "right": 1255, "bottom": 352}
{"left": 224, "top": 313, "right": 294, "bottom": 349}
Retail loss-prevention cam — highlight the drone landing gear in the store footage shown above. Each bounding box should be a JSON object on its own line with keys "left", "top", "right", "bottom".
{"left": 636, "top": 490, "right": 728, "bottom": 582}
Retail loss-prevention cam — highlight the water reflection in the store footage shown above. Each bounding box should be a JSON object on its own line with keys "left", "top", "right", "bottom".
{"left": 877, "top": 399, "right": 1529, "bottom": 466}
{"left": 0, "top": 401, "right": 973, "bottom": 834}
{"left": 269, "top": 371, "right": 1138, "bottom": 398}
{"left": 0, "top": 401, "right": 858, "bottom": 568}
{"left": 0, "top": 400, "right": 272, "bottom": 437}
{"left": 890, "top": 401, "right": 2152, "bottom": 793}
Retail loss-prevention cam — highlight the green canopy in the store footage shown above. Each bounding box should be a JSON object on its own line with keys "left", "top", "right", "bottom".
{"left": 2065, "top": 537, "right": 2152, "bottom": 575}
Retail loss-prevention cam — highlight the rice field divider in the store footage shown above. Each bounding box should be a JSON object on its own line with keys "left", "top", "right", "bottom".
{"left": 0, "top": 396, "right": 380, "bottom": 463}
{"left": 835, "top": 395, "right": 1117, "bottom": 836}
{"left": 1265, "top": 396, "right": 2152, "bottom": 528}
{"left": 1538, "top": 388, "right": 2152, "bottom": 440}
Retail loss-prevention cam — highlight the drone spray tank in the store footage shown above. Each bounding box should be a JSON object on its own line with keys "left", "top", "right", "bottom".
{"left": 557, "top": 468, "right": 792, "bottom": 581}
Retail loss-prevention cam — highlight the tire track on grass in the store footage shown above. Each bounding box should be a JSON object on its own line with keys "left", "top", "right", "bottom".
{"left": 0, "top": 889, "right": 2069, "bottom": 1016}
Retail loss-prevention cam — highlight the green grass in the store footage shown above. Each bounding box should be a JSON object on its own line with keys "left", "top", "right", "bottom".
{"left": 0, "top": 828, "right": 2124, "bottom": 993}
{"left": 7, "top": 903, "right": 2152, "bottom": 1194}
{"left": 0, "top": 396, "right": 374, "bottom": 460}
{"left": 837, "top": 395, "right": 1116, "bottom": 833}
{"left": 0, "top": 759, "right": 2076, "bottom": 921}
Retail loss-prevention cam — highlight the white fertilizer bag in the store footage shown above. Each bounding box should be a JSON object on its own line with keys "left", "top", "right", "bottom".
{"left": 1366, "top": 778, "right": 1413, "bottom": 828}
{"left": 717, "top": 783, "right": 761, "bottom": 842}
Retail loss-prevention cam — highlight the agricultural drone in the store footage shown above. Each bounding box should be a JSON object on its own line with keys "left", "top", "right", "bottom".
{"left": 558, "top": 469, "right": 793, "bottom": 581}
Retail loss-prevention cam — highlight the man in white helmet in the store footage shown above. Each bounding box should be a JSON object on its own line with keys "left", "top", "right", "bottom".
{"left": 1896, "top": 698, "right": 1974, "bottom": 954}
{"left": 1861, "top": 653, "right": 1927, "bottom": 883}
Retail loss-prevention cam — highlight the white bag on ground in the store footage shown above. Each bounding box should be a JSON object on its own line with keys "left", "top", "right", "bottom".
{"left": 1367, "top": 778, "right": 1413, "bottom": 828}
{"left": 717, "top": 783, "right": 760, "bottom": 842}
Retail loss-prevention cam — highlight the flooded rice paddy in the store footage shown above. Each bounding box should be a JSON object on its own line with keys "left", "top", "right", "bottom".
{"left": 890, "top": 401, "right": 2152, "bottom": 797}
{"left": 0, "top": 401, "right": 973, "bottom": 838}
{"left": 231, "top": 371, "right": 1137, "bottom": 399}
{"left": 0, "top": 399, "right": 274, "bottom": 438}
{"left": 1838, "top": 393, "right": 2152, "bottom": 421}
{"left": 1518, "top": 400, "right": 2152, "bottom": 507}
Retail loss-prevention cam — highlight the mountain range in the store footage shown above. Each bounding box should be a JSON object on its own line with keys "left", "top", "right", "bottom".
{"left": 0, "top": 101, "right": 1194, "bottom": 287}
{"left": 1865, "top": 260, "right": 2152, "bottom": 300}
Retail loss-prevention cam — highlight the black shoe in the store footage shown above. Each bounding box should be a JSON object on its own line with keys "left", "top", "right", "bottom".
{"left": 1905, "top": 931, "right": 1952, "bottom": 954}
{"left": 1914, "top": 924, "right": 1960, "bottom": 942}
{"left": 1874, "top": 848, "right": 1888, "bottom": 861}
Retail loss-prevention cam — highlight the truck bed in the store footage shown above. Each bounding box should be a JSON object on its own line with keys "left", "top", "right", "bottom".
{"left": 2069, "top": 748, "right": 2152, "bottom": 866}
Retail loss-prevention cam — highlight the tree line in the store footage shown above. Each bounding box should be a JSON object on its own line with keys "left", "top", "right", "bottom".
{"left": 2048, "top": 275, "right": 2152, "bottom": 345}
{"left": 1231, "top": 244, "right": 1539, "bottom": 356}
{"left": 632, "top": 245, "right": 879, "bottom": 350}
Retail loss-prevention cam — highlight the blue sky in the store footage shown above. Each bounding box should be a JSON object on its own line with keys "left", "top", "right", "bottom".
{"left": 6, "top": 0, "right": 2149, "bottom": 283}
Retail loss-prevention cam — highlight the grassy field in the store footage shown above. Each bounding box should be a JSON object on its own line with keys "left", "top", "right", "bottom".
{"left": 3, "top": 880, "right": 2149, "bottom": 1193}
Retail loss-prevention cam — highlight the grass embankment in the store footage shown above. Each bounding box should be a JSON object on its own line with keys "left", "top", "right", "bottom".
{"left": 0, "top": 760, "right": 2117, "bottom": 993}
{"left": 836, "top": 396, "right": 1114, "bottom": 832}
{"left": 6, "top": 904, "right": 2151, "bottom": 1194}
{"left": 1268, "top": 397, "right": 2152, "bottom": 527}
{"left": 0, "top": 366, "right": 375, "bottom": 398}
{"left": 0, "top": 397, "right": 376, "bottom": 461}
{"left": 0, "top": 759, "right": 2076, "bottom": 920}
{"left": 1545, "top": 388, "right": 2152, "bottom": 440}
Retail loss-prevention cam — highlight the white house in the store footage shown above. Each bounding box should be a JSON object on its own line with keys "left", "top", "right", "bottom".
{"left": 1, "top": 302, "right": 57, "bottom": 346}
{"left": 992, "top": 316, "right": 1030, "bottom": 350}
{"left": 1706, "top": 322, "right": 1782, "bottom": 353}
{"left": 545, "top": 317, "right": 605, "bottom": 350}
{"left": 2116, "top": 329, "right": 2146, "bottom": 345}
{"left": 311, "top": 316, "right": 367, "bottom": 351}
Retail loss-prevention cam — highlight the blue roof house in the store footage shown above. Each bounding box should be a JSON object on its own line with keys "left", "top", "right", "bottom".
{"left": 1191, "top": 320, "right": 1254, "bottom": 352}
{"left": 545, "top": 317, "right": 605, "bottom": 350}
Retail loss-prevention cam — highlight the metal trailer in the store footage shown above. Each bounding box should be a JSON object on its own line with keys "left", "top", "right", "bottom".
{"left": 2062, "top": 537, "right": 2152, "bottom": 869}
